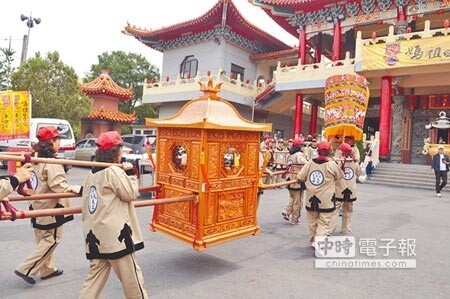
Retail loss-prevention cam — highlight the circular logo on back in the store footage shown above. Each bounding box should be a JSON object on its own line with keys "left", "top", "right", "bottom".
{"left": 343, "top": 167, "right": 355, "bottom": 180}
{"left": 309, "top": 170, "right": 324, "bottom": 186}
{"left": 29, "top": 171, "right": 38, "bottom": 190}
{"left": 88, "top": 186, "right": 98, "bottom": 214}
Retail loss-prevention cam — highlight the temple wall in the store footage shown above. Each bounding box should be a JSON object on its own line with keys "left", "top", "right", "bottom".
{"left": 161, "top": 40, "right": 222, "bottom": 79}
{"left": 223, "top": 41, "right": 256, "bottom": 82}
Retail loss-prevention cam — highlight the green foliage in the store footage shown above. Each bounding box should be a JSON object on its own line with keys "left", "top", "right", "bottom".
{"left": 11, "top": 51, "right": 91, "bottom": 134}
{"left": 134, "top": 103, "right": 158, "bottom": 124}
{"left": 120, "top": 124, "right": 132, "bottom": 135}
{"left": 85, "top": 51, "right": 160, "bottom": 122}
{"left": 0, "top": 47, "right": 15, "bottom": 91}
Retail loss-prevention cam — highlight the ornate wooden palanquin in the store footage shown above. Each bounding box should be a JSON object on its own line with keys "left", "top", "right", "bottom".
{"left": 145, "top": 79, "right": 272, "bottom": 251}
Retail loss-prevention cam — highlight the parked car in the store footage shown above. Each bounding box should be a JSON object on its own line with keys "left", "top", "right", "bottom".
{"left": 74, "top": 138, "right": 133, "bottom": 162}
{"left": 121, "top": 134, "right": 156, "bottom": 155}
{"left": 0, "top": 118, "right": 76, "bottom": 171}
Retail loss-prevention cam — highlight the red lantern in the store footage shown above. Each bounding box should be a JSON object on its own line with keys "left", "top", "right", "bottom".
{"left": 406, "top": 27, "right": 412, "bottom": 33}
{"left": 442, "top": 95, "right": 449, "bottom": 107}
{"left": 166, "top": 76, "right": 170, "bottom": 82}
{"left": 207, "top": 70, "right": 211, "bottom": 76}
{"left": 420, "top": 96, "right": 429, "bottom": 109}
{"left": 377, "top": 20, "right": 384, "bottom": 26}
{"left": 408, "top": 95, "right": 417, "bottom": 110}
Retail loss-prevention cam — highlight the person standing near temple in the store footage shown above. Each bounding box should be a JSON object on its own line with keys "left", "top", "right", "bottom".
{"left": 431, "top": 145, "right": 449, "bottom": 198}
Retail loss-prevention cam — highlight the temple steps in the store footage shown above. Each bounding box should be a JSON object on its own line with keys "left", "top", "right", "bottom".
{"left": 364, "top": 162, "right": 436, "bottom": 191}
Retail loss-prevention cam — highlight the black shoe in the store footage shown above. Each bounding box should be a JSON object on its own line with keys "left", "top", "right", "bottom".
{"left": 41, "top": 269, "right": 63, "bottom": 280}
{"left": 15, "top": 270, "right": 36, "bottom": 285}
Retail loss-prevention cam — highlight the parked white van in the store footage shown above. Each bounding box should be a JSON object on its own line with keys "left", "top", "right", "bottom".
{"left": 0, "top": 118, "right": 76, "bottom": 170}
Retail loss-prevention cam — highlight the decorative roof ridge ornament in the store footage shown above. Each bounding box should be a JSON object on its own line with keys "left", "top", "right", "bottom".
{"left": 198, "top": 77, "right": 223, "bottom": 100}
{"left": 425, "top": 111, "right": 450, "bottom": 129}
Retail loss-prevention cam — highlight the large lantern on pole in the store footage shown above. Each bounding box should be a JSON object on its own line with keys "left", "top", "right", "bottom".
{"left": 323, "top": 74, "right": 370, "bottom": 141}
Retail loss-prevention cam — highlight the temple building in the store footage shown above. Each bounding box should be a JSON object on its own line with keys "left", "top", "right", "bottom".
{"left": 80, "top": 69, "right": 136, "bottom": 138}
{"left": 125, "top": 0, "right": 450, "bottom": 164}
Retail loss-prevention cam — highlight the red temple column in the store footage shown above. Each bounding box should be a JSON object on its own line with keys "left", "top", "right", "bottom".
{"left": 298, "top": 26, "right": 307, "bottom": 65}
{"left": 294, "top": 93, "right": 303, "bottom": 137}
{"left": 379, "top": 76, "right": 392, "bottom": 159}
{"left": 309, "top": 100, "right": 318, "bottom": 135}
{"left": 332, "top": 21, "right": 342, "bottom": 61}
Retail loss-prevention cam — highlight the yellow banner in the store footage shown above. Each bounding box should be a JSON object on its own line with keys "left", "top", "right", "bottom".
{"left": 0, "top": 90, "right": 30, "bottom": 140}
{"left": 361, "top": 35, "right": 450, "bottom": 70}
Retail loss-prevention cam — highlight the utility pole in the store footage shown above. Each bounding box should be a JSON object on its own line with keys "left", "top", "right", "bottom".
{"left": 20, "top": 13, "right": 41, "bottom": 66}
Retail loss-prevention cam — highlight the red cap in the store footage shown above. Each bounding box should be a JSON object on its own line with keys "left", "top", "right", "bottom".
{"left": 339, "top": 142, "right": 352, "bottom": 153}
{"left": 96, "top": 131, "right": 123, "bottom": 150}
{"left": 37, "top": 126, "right": 60, "bottom": 141}
{"left": 318, "top": 141, "right": 331, "bottom": 153}
{"left": 292, "top": 138, "right": 303, "bottom": 146}
{"left": 264, "top": 134, "right": 271, "bottom": 140}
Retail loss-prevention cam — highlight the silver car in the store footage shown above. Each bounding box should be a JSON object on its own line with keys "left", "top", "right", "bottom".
{"left": 74, "top": 138, "right": 133, "bottom": 161}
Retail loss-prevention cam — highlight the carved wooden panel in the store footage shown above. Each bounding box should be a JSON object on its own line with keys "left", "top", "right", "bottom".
{"left": 156, "top": 215, "right": 195, "bottom": 237}
{"left": 227, "top": 131, "right": 245, "bottom": 141}
{"left": 247, "top": 188, "right": 255, "bottom": 216}
{"left": 171, "top": 177, "right": 185, "bottom": 188}
{"left": 186, "top": 129, "right": 201, "bottom": 139}
{"left": 185, "top": 180, "right": 199, "bottom": 191}
{"left": 247, "top": 144, "right": 259, "bottom": 175}
{"left": 190, "top": 142, "right": 200, "bottom": 179}
{"left": 163, "top": 188, "right": 191, "bottom": 222}
{"left": 207, "top": 130, "right": 226, "bottom": 141}
{"left": 158, "top": 128, "right": 171, "bottom": 138}
{"left": 207, "top": 143, "right": 220, "bottom": 179}
{"left": 205, "top": 193, "right": 216, "bottom": 226}
{"left": 218, "top": 191, "right": 245, "bottom": 221}
{"left": 222, "top": 179, "right": 241, "bottom": 189}
{"left": 158, "top": 173, "right": 170, "bottom": 184}
{"left": 159, "top": 139, "right": 167, "bottom": 173}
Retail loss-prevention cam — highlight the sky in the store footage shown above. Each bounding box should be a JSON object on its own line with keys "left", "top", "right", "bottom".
{"left": 1, "top": 0, "right": 298, "bottom": 79}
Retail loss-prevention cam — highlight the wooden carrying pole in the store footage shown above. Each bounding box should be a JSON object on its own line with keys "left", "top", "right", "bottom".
{"left": 259, "top": 180, "right": 301, "bottom": 190}
{"left": 0, "top": 154, "right": 122, "bottom": 168}
{"left": 1, "top": 195, "right": 196, "bottom": 221}
{"left": 6, "top": 185, "right": 162, "bottom": 202}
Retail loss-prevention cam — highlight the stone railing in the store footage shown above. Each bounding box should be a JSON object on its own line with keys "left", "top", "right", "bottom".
{"left": 273, "top": 52, "right": 356, "bottom": 90}
{"left": 143, "top": 70, "right": 257, "bottom": 98}
{"left": 356, "top": 20, "right": 448, "bottom": 47}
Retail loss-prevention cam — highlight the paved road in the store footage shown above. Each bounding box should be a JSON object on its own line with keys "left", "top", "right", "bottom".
{"left": 0, "top": 167, "right": 449, "bottom": 299}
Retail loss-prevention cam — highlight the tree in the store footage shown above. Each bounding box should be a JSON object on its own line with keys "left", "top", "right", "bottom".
{"left": 0, "top": 47, "right": 15, "bottom": 91}
{"left": 85, "top": 51, "right": 160, "bottom": 121}
{"left": 11, "top": 51, "right": 91, "bottom": 139}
